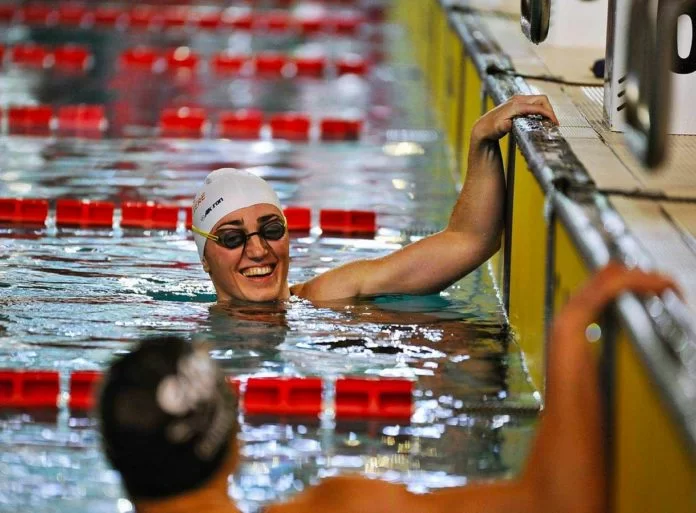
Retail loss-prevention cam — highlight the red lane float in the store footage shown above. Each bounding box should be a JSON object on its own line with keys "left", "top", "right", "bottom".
{"left": 56, "top": 199, "right": 115, "bottom": 228}
{"left": 19, "top": 4, "right": 56, "bottom": 26}
{"left": 211, "top": 51, "right": 249, "bottom": 75}
{"left": 68, "top": 371, "right": 102, "bottom": 411}
{"left": 244, "top": 377, "right": 323, "bottom": 416}
{"left": 58, "top": 3, "right": 88, "bottom": 26}
{"left": 218, "top": 109, "right": 263, "bottom": 139}
{"left": 255, "top": 52, "right": 287, "bottom": 76}
{"left": 283, "top": 206, "right": 312, "bottom": 232}
{"left": 129, "top": 5, "right": 159, "bottom": 29}
{"left": 320, "top": 210, "right": 376, "bottom": 235}
{"left": 93, "top": 6, "right": 124, "bottom": 27}
{"left": 159, "top": 107, "right": 207, "bottom": 138}
{"left": 10, "top": 43, "right": 51, "bottom": 68}
{"left": 335, "top": 378, "right": 413, "bottom": 419}
{"left": 0, "top": 198, "right": 49, "bottom": 225}
{"left": 294, "top": 55, "right": 326, "bottom": 78}
{"left": 53, "top": 44, "right": 92, "bottom": 72}
{"left": 8, "top": 105, "right": 53, "bottom": 134}
{"left": 0, "top": 4, "right": 16, "bottom": 23}
{"left": 0, "top": 370, "right": 60, "bottom": 409}
{"left": 336, "top": 55, "right": 369, "bottom": 76}
{"left": 163, "top": 7, "right": 190, "bottom": 29}
{"left": 57, "top": 105, "right": 107, "bottom": 134}
{"left": 255, "top": 10, "right": 291, "bottom": 33}
{"left": 270, "top": 113, "right": 311, "bottom": 141}
{"left": 320, "top": 118, "right": 363, "bottom": 141}
{"left": 119, "top": 46, "right": 159, "bottom": 70}
{"left": 0, "top": 372, "right": 414, "bottom": 419}
{"left": 121, "top": 202, "right": 180, "bottom": 230}
{"left": 221, "top": 10, "right": 253, "bottom": 31}
{"left": 166, "top": 47, "right": 199, "bottom": 71}
{"left": 185, "top": 207, "right": 193, "bottom": 229}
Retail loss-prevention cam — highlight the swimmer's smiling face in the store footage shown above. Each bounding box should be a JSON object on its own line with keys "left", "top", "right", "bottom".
{"left": 202, "top": 203, "right": 290, "bottom": 303}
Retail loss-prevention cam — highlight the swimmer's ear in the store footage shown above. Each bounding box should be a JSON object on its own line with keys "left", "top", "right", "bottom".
{"left": 201, "top": 257, "right": 211, "bottom": 273}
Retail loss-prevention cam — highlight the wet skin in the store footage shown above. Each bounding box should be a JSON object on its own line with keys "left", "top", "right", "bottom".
{"left": 201, "top": 203, "right": 291, "bottom": 303}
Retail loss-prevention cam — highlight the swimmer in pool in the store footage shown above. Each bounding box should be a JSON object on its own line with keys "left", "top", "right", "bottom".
{"left": 99, "top": 264, "right": 679, "bottom": 513}
{"left": 192, "top": 95, "right": 559, "bottom": 303}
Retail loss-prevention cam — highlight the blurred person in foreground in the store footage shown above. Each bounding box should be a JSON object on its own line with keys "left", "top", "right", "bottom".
{"left": 99, "top": 264, "right": 679, "bottom": 513}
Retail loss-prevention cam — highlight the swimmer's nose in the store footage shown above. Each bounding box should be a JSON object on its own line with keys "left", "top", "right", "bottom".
{"left": 244, "top": 233, "right": 268, "bottom": 259}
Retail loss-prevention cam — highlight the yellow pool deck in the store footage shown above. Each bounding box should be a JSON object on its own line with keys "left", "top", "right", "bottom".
{"left": 392, "top": 1, "right": 696, "bottom": 512}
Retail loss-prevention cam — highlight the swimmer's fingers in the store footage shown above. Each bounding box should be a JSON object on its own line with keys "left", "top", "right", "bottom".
{"left": 511, "top": 94, "right": 560, "bottom": 125}
{"left": 552, "top": 262, "right": 682, "bottom": 336}
{"left": 472, "top": 94, "right": 559, "bottom": 143}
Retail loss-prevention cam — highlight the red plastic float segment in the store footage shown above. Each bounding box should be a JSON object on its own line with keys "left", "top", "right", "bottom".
{"left": 194, "top": 10, "right": 222, "bottom": 30}
{"left": 0, "top": 45, "right": 5, "bottom": 65}
{"left": 0, "top": 4, "right": 16, "bottom": 23}
{"left": 255, "top": 10, "right": 291, "bottom": 32}
{"left": 283, "top": 206, "right": 311, "bottom": 231}
{"left": 57, "top": 105, "right": 107, "bottom": 133}
{"left": 319, "top": 209, "right": 376, "bottom": 235}
{"left": 297, "top": 15, "right": 324, "bottom": 36}
{"left": 56, "top": 199, "right": 115, "bottom": 228}
{"left": 68, "top": 371, "right": 102, "bottom": 411}
{"left": 162, "top": 7, "right": 190, "bottom": 29}
{"left": 336, "top": 55, "right": 369, "bottom": 76}
{"left": 0, "top": 198, "right": 49, "bottom": 225}
{"left": 57, "top": 3, "right": 88, "bottom": 26}
{"left": 10, "top": 43, "right": 51, "bottom": 68}
{"left": 221, "top": 9, "right": 253, "bottom": 30}
{"left": 254, "top": 52, "right": 287, "bottom": 76}
{"left": 328, "top": 13, "right": 364, "bottom": 35}
{"left": 8, "top": 105, "right": 54, "bottom": 134}
{"left": 19, "top": 4, "right": 56, "bottom": 25}
{"left": 320, "top": 118, "right": 362, "bottom": 141}
{"left": 121, "top": 202, "right": 180, "bottom": 230}
{"left": 211, "top": 51, "right": 249, "bottom": 75}
{"left": 159, "top": 107, "right": 207, "bottom": 138}
{"left": 294, "top": 55, "right": 326, "bottom": 78}
{"left": 335, "top": 378, "right": 413, "bottom": 419}
{"left": 269, "top": 113, "right": 311, "bottom": 141}
{"left": 218, "top": 109, "right": 263, "bottom": 140}
{"left": 93, "top": 6, "right": 125, "bottom": 27}
{"left": 0, "top": 370, "right": 60, "bottom": 409}
{"left": 244, "top": 377, "right": 322, "bottom": 416}
{"left": 119, "top": 46, "right": 159, "bottom": 71}
{"left": 166, "top": 47, "right": 199, "bottom": 71}
{"left": 184, "top": 207, "right": 193, "bottom": 229}
{"left": 53, "top": 45, "right": 92, "bottom": 72}
{"left": 129, "top": 5, "right": 160, "bottom": 29}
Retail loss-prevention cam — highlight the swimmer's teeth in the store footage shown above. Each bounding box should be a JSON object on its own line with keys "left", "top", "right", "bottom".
{"left": 242, "top": 266, "right": 273, "bottom": 277}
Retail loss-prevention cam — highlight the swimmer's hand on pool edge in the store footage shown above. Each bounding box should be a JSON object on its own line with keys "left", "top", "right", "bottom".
{"left": 291, "top": 95, "right": 559, "bottom": 302}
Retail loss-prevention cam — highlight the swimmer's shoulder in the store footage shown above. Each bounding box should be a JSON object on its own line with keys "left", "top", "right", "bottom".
{"left": 263, "top": 476, "right": 422, "bottom": 513}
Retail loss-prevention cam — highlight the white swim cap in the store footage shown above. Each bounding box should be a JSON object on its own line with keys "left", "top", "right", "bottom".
{"left": 192, "top": 168, "right": 282, "bottom": 260}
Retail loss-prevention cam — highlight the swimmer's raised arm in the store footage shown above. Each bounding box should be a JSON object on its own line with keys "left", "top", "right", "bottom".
{"left": 292, "top": 95, "right": 559, "bottom": 301}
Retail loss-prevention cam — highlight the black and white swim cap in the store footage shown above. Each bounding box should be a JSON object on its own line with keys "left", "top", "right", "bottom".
{"left": 99, "top": 336, "right": 238, "bottom": 500}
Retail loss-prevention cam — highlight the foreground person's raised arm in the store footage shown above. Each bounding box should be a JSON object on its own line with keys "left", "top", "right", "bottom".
{"left": 293, "top": 95, "right": 559, "bottom": 301}
{"left": 275, "top": 264, "right": 678, "bottom": 513}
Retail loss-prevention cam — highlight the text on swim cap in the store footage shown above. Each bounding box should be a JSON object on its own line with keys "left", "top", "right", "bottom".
{"left": 200, "top": 197, "right": 224, "bottom": 223}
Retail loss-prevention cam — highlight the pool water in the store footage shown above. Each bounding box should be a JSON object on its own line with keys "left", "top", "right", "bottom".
{"left": 0, "top": 4, "right": 540, "bottom": 512}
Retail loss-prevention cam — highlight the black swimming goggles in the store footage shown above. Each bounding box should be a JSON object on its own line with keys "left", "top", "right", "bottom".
{"left": 192, "top": 219, "right": 287, "bottom": 250}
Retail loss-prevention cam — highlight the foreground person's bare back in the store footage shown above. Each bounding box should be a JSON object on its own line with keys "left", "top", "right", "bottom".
{"left": 267, "top": 264, "right": 679, "bottom": 513}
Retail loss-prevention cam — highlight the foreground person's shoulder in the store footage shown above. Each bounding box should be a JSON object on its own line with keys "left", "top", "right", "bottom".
{"left": 264, "top": 476, "right": 422, "bottom": 513}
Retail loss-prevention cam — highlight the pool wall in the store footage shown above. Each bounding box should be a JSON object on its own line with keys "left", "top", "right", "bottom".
{"left": 392, "top": 1, "right": 696, "bottom": 512}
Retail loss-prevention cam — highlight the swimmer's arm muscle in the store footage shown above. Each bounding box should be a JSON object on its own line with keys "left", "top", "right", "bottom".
{"left": 293, "top": 96, "right": 558, "bottom": 300}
